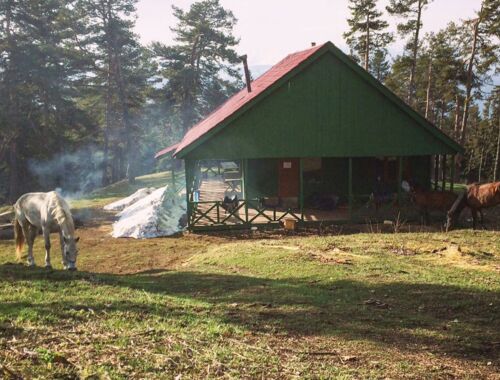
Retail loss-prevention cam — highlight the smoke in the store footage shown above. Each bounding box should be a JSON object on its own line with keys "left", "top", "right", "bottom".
{"left": 29, "top": 146, "right": 104, "bottom": 200}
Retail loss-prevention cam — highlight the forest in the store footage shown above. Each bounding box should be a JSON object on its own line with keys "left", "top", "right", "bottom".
{"left": 0, "top": 0, "right": 498, "bottom": 203}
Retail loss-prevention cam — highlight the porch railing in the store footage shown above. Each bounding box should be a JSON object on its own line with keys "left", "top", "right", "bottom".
{"left": 189, "top": 199, "right": 302, "bottom": 227}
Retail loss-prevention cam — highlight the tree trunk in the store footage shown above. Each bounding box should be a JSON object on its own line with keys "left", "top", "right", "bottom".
{"left": 8, "top": 140, "right": 19, "bottom": 203}
{"left": 424, "top": 58, "right": 432, "bottom": 120}
{"left": 113, "top": 46, "right": 135, "bottom": 184}
{"left": 101, "top": 7, "right": 113, "bottom": 186}
{"left": 453, "top": 95, "right": 461, "bottom": 139}
{"left": 494, "top": 114, "right": 500, "bottom": 181}
{"left": 408, "top": 0, "right": 423, "bottom": 105}
{"left": 364, "top": 13, "right": 370, "bottom": 71}
{"left": 478, "top": 148, "right": 484, "bottom": 183}
{"left": 460, "top": 10, "right": 482, "bottom": 145}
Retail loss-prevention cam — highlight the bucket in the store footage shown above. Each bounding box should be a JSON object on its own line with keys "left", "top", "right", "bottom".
{"left": 283, "top": 218, "right": 296, "bottom": 231}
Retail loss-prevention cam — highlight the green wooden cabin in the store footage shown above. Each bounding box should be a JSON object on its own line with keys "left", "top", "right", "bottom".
{"left": 157, "top": 42, "right": 463, "bottom": 231}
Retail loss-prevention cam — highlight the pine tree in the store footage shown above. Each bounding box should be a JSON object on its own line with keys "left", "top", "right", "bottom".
{"left": 343, "top": 0, "right": 393, "bottom": 74}
{"left": 370, "top": 48, "right": 391, "bottom": 82}
{"left": 458, "top": 0, "right": 499, "bottom": 146}
{"left": 0, "top": 0, "right": 92, "bottom": 200}
{"left": 386, "top": 0, "right": 432, "bottom": 105}
{"left": 152, "top": 0, "right": 242, "bottom": 135}
{"left": 76, "top": 0, "right": 150, "bottom": 184}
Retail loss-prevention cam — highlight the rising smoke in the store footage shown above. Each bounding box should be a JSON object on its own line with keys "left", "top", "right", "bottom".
{"left": 29, "top": 146, "right": 104, "bottom": 199}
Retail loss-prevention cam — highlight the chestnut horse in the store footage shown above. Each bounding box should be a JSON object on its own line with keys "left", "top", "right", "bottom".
{"left": 411, "top": 187, "right": 458, "bottom": 225}
{"left": 446, "top": 182, "right": 500, "bottom": 230}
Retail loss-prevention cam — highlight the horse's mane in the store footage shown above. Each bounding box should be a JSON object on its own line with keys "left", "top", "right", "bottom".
{"left": 49, "top": 192, "right": 75, "bottom": 234}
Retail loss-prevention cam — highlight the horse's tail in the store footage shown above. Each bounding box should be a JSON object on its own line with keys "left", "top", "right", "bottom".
{"left": 14, "top": 219, "right": 24, "bottom": 261}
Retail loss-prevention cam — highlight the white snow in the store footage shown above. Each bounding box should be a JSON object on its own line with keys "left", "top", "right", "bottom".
{"left": 110, "top": 186, "right": 186, "bottom": 239}
{"left": 104, "top": 187, "right": 156, "bottom": 211}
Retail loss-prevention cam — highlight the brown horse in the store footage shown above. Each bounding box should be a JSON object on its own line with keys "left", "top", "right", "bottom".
{"left": 411, "top": 187, "right": 458, "bottom": 225}
{"left": 446, "top": 182, "right": 500, "bottom": 230}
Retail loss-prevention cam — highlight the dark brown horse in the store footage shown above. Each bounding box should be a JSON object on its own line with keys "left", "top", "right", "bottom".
{"left": 411, "top": 187, "right": 458, "bottom": 225}
{"left": 446, "top": 182, "right": 500, "bottom": 230}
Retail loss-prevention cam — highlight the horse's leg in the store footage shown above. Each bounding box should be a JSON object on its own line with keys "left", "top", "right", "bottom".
{"left": 42, "top": 226, "right": 52, "bottom": 269}
{"left": 42, "top": 227, "right": 51, "bottom": 268}
{"left": 59, "top": 231, "right": 67, "bottom": 269}
{"left": 471, "top": 209, "right": 478, "bottom": 230}
{"left": 27, "top": 224, "right": 38, "bottom": 267}
{"left": 21, "top": 223, "right": 35, "bottom": 267}
{"left": 479, "top": 209, "right": 484, "bottom": 225}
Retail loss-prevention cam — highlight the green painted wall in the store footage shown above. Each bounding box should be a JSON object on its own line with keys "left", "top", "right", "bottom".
{"left": 185, "top": 52, "right": 457, "bottom": 161}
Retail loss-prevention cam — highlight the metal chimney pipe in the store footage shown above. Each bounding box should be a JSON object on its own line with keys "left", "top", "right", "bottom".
{"left": 240, "top": 54, "right": 252, "bottom": 93}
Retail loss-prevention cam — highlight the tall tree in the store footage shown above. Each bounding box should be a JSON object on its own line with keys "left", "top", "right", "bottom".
{"left": 458, "top": 0, "right": 499, "bottom": 145}
{"left": 343, "top": 0, "right": 393, "bottom": 73}
{"left": 0, "top": 0, "right": 92, "bottom": 200}
{"left": 152, "top": 0, "right": 242, "bottom": 136}
{"left": 386, "top": 0, "right": 432, "bottom": 105}
{"left": 76, "top": 0, "right": 150, "bottom": 184}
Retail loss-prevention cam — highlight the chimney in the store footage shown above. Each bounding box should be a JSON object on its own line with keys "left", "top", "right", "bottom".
{"left": 240, "top": 54, "right": 252, "bottom": 93}
{"left": 311, "top": 42, "right": 316, "bottom": 47}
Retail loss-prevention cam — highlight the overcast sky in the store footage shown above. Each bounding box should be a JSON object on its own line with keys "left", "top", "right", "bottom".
{"left": 135, "top": 0, "right": 483, "bottom": 67}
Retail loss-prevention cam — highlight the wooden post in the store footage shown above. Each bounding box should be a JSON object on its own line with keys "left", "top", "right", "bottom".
{"left": 441, "top": 154, "right": 447, "bottom": 191}
{"left": 184, "top": 160, "right": 194, "bottom": 229}
{"left": 348, "top": 158, "right": 353, "bottom": 220}
{"left": 397, "top": 156, "right": 403, "bottom": 205}
{"left": 299, "top": 158, "right": 304, "bottom": 221}
{"left": 242, "top": 159, "right": 249, "bottom": 223}
{"left": 434, "top": 155, "right": 439, "bottom": 190}
{"left": 450, "top": 154, "right": 455, "bottom": 192}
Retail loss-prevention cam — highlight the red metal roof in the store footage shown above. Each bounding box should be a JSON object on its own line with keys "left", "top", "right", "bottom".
{"left": 171, "top": 43, "right": 326, "bottom": 157}
{"left": 154, "top": 142, "right": 179, "bottom": 159}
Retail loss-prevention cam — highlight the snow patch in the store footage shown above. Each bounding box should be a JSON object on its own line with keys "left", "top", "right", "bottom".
{"left": 110, "top": 186, "right": 186, "bottom": 239}
{"left": 104, "top": 187, "right": 156, "bottom": 211}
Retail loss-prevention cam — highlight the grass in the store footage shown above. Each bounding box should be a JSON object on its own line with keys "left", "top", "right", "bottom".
{"left": 68, "top": 170, "right": 178, "bottom": 210}
{"left": 0, "top": 173, "right": 499, "bottom": 379}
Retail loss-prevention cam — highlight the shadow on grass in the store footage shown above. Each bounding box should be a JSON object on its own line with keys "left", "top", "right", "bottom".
{"left": 1, "top": 263, "right": 498, "bottom": 363}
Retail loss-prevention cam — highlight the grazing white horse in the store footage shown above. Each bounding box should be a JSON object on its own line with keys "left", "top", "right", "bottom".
{"left": 14, "top": 191, "right": 79, "bottom": 270}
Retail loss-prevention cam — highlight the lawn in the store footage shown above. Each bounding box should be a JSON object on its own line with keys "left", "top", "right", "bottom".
{"left": 0, "top": 174, "right": 499, "bottom": 379}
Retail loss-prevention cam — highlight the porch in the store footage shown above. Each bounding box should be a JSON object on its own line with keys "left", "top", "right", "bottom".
{"left": 183, "top": 156, "right": 456, "bottom": 231}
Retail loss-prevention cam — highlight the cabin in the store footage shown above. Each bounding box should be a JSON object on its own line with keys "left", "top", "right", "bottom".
{"left": 156, "top": 41, "right": 463, "bottom": 231}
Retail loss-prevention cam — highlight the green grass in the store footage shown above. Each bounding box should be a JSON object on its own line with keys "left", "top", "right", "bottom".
{"left": 0, "top": 172, "right": 499, "bottom": 379}
{"left": 69, "top": 170, "right": 180, "bottom": 210}
{"left": 0, "top": 224, "right": 499, "bottom": 379}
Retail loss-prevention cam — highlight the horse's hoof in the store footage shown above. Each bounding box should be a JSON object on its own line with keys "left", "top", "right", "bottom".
{"left": 68, "top": 267, "right": 77, "bottom": 272}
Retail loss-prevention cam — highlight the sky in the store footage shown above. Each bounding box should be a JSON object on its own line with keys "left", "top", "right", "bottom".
{"left": 135, "top": 0, "right": 483, "bottom": 68}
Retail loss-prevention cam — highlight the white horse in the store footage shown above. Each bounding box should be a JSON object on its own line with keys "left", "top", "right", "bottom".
{"left": 13, "top": 191, "right": 79, "bottom": 270}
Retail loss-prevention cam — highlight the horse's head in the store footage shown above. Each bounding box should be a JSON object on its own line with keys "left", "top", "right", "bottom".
{"left": 63, "top": 236, "right": 80, "bottom": 270}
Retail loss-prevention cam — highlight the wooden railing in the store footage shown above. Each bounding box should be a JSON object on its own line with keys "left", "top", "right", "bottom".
{"left": 189, "top": 199, "right": 302, "bottom": 227}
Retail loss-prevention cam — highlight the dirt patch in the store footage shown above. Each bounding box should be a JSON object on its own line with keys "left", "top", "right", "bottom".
{"left": 63, "top": 206, "right": 230, "bottom": 274}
